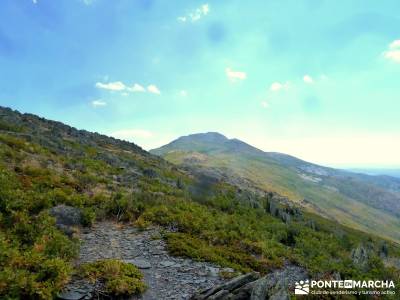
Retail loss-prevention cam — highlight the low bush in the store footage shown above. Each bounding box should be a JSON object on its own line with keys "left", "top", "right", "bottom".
{"left": 80, "top": 259, "right": 146, "bottom": 296}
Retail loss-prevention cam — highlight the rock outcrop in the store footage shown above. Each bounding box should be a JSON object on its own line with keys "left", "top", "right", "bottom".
{"left": 266, "top": 193, "right": 302, "bottom": 224}
{"left": 50, "top": 205, "right": 83, "bottom": 236}
{"left": 351, "top": 244, "right": 370, "bottom": 267}
{"left": 191, "top": 265, "right": 307, "bottom": 300}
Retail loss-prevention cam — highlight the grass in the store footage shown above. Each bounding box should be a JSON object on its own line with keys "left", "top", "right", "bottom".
{"left": 80, "top": 259, "right": 146, "bottom": 296}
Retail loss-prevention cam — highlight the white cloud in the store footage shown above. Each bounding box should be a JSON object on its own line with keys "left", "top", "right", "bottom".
{"left": 128, "top": 83, "right": 146, "bottom": 93}
{"left": 111, "top": 129, "right": 153, "bottom": 141}
{"left": 383, "top": 39, "right": 400, "bottom": 63}
{"left": 178, "top": 3, "right": 210, "bottom": 23}
{"left": 147, "top": 85, "right": 161, "bottom": 95}
{"left": 180, "top": 90, "right": 188, "bottom": 97}
{"left": 32, "top": 0, "right": 37, "bottom": 4}
{"left": 96, "top": 80, "right": 161, "bottom": 95}
{"left": 389, "top": 40, "right": 400, "bottom": 49}
{"left": 303, "top": 75, "right": 314, "bottom": 84}
{"left": 226, "top": 68, "right": 247, "bottom": 81}
{"left": 201, "top": 4, "right": 210, "bottom": 14}
{"left": 384, "top": 50, "right": 400, "bottom": 63}
{"left": 91, "top": 100, "right": 107, "bottom": 107}
{"left": 95, "top": 81, "right": 126, "bottom": 91}
{"left": 261, "top": 101, "right": 269, "bottom": 108}
{"left": 270, "top": 81, "right": 289, "bottom": 92}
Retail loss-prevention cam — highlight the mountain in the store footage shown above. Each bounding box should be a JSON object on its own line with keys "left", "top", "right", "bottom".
{"left": 1, "top": 107, "right": 399, "bottom": 299}
{"left": 348, "top": 168, "right": 400, "bottom": 178}
{"left": 151, "top": 132, "right": 400, "bottom": 242}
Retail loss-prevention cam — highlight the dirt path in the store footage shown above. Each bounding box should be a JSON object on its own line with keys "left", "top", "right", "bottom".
{"left": 59, "top": 222, "right": 228, "bottom": 300}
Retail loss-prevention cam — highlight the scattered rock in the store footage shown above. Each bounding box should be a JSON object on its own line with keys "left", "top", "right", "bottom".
{"left": 64, "top": 221, "right": 308, "bottom": 300}
{"left": 160, "top": 260, "right": 176, "bottom": 267}
{"left": 125, "top": 258, "right": 152, "bottom": 269}
{"left": 67, "top": 222, "right": 226, "bottom": 300}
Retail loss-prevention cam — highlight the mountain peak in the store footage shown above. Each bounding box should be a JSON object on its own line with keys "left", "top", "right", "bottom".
{"left": 151, "top": 132, "right": 266, "bottom": 156}
{"left": 182, "top": 132, "right": 228, "bottom": 142}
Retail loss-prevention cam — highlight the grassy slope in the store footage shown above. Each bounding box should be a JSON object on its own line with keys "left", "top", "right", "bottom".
{"left": 1, "top": 108, "right": 400, "bottom": 299}
{"left": 159, "top": 146, "right": 400, "bottom": 243}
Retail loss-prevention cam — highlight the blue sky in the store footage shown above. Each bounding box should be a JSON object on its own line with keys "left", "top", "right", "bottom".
{"left": 1, "top": 0, "right": 400, "bottom": 167}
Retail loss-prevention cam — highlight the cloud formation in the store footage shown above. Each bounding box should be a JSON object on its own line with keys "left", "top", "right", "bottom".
{"left": 96, "top": 81, "right": 126, "bottom": 91}
{"left": 303, "top": 75, "right": 314, "bottom": 84}
{"left": 390, "top": 40, "right": 400, "bottom": 49}
{"left": 95, "top": 81, "right": 160, "bottom": 95}
{"left": 147, "top": 85, "right": 161, "bottom": 94}
{"left": 128, "top": 83, "right": 146, "bottom": 92}
{"left": 261, "top": 101, "right": 269, "bottom": 108}
{"left": 226, "top": 68, "right": 247, "bottom": 82}
{"left": 91, "top": 99, "right": 107, "bottom": 107}
{"left": 383, "top": 39, "right": 400, "bottom": 63}
{"left": 270, "top": 81, "right": 289, "bottom": 92}
{"left": 178, "top": 4, "right": 210, "bottom": 23}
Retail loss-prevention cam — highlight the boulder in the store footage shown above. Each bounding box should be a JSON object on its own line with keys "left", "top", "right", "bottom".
{"left": 49, "top": 205, "right": 82, "bottom": 236}
{"left": 57, "top": 291, "right": 86, "bottom": 300}
{"left": 191, "top": 266, "right": 307, "bottom": 300}
{"left": 125, "top": 258, "right": 151, "bottom": 269}
{"left": 250, "top": 277, "right": 268, "bottom": 300}
{"left": 191, "top": 273, "right": 259, "bottom": 300}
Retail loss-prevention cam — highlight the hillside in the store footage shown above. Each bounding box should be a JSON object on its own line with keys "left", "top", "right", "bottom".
{"left": 1, "top": 107, "right": 400, "bottom": 299}
{"left": 151, "top": 132, "right": 400, "bottom": 242}
{"left": 349, "top": 168, "right": 400, "bottom": 179}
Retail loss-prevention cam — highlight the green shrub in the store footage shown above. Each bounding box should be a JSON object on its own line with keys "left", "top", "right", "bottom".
{"left": 80, "top": 259, "right": 146, "bottom": 296}
{"left": 81, "top": 207, "right": 96, "bottom": 227}
{"left": 0, "top": 231, "right": 73, "bottom": 300}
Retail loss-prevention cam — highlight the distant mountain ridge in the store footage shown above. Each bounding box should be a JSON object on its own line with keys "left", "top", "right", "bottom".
{"left": 151, "top": 132, "right": 400, "bottom": 242}
{"left": 348, "top": 168, "right": 400, "bottom": 179}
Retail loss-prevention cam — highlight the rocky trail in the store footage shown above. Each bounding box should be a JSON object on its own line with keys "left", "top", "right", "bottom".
{"left": 59, "top": 222, "right": 229, "bottom": 300}
{"left": 59, "top": 221, "right": 308, "bottom": 300}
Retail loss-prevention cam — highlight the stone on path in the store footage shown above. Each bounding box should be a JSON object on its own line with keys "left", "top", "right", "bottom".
{"left": 125, "top": 258, "right": 152, "bottom": 269}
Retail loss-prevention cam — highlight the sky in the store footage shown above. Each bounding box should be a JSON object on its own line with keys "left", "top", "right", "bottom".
{"left": 0, "top": 0, "right": 400, "bottom": 168}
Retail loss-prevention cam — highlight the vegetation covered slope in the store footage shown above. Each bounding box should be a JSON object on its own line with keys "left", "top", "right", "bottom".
{"left": 151, "top": 132, "right": 400, "bottom": 242}
{"left": 0, "top": 107, "right": 399, "bottom": 299}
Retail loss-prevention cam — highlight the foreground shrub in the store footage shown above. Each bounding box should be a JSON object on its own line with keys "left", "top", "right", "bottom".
{"left": 80, "top": 259, "right": 147, "bottom": 296}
